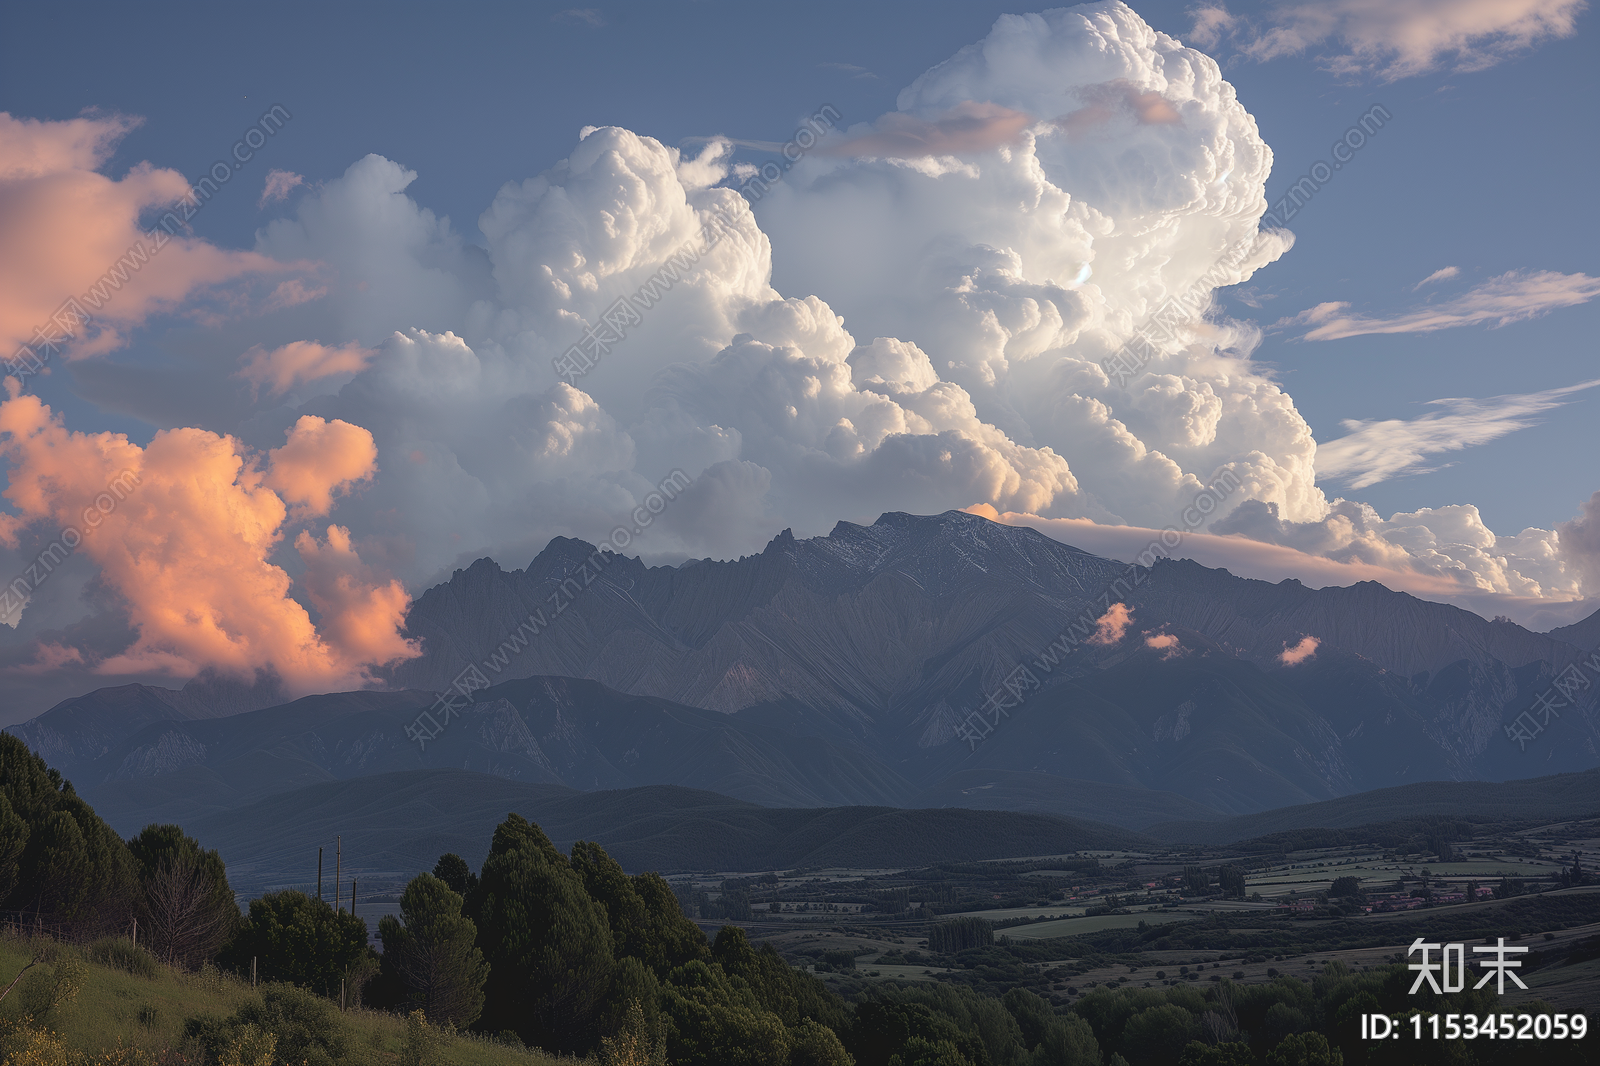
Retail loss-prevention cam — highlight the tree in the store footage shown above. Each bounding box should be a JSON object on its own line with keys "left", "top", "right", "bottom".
{"left": 788, "top": 1018, "right": 853, "bottom": 1066}
{"left": 597, "top": 999, "right": 667, "bottom": 1066}
{"left": 1266, "top": 1031, "right": 1342, "bottom": 1066}
{"left": 1217, "top": 866, "right": 1246, "bottom": 899}
{"left": 378, "top": 872, "right": 489, "bottom": 1027}
{"left": 630, "top": 872, "right": 709, "bottom": 975}
{"left": 0, "top": 794, "right": 27, "bottom": 902}
{"left": 1182, "top": 867, "right": 1210, "bottom": 896}
{"left": 0, "top": 734, "right": 138, "bottom": 931}
{"left": 473, "top": 813, "right": 614, "bottom": 1051}
{"left": 927, "top": 918, "right": 992, "bottom": 954}
{"left": 572, "top": 842, "right": 650, "bottom": 962}
{"left": 129, "top": 824, "right": 239, "bottom": 969}
{"left": 1327, "top": 877, "right": 1361, "bottom": 900}
{"left": 433, "top": 853, "right": 478, "bottom": 897}
{"left": 1120, "top": 1005, "right": 1201, "bottom": 1066}
{"left": 1031, "top": 1015, "right": 1101, "bottom": 1065}
{"left": 220, "top": 890, "right": 374, "bottom": 997}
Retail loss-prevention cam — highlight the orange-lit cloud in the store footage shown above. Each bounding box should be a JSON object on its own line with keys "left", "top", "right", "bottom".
{"left": 1089, "top": 602, "right": 1133, "bottom": 646}
{"left": 1145, "top": 631, "right": 1185, "bottom": 659}
{"left": 1280, "top": 635, "right": 1320, "bottom": 665}
{"left": 238, "top": 340, "right": 374, "bottom": 397}
{"left": 0, "top": 384, "right": 415, "bottom": 691}
{"left": 4, "top": 643, "right": 85, "bottom": 676}
{"left": 824, "top": 102, "right": 1035, "bottom": 158}
{"left": 1052, "top": 80, "right": 1184, "bottom": 137}
{"left": 296, "top": 524, "right": 418, "bottom": 668}
{"left": 0, "top": 112, "right": 288, "bottom": 360}
{"left": 259, "top": 169, "right": 305, "bottom": 208}
{"left": 263, "top": 414, "right": 380, "bottom": 518}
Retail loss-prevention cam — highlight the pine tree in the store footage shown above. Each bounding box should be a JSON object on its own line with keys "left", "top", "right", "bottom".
{"left": 379, "top": 872, "right": 489, "bottom": 1027}
{"left": 474, "top": 813, "right": 614, "bottom": 1051}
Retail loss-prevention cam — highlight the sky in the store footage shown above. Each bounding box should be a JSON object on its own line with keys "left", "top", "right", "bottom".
{"left": 0, "top": 0, "right": 1596, "bottom": 720}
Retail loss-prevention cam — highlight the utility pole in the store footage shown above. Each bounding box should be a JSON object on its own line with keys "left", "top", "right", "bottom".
{"left": 335, "top": 836, "right": 341, "bottom": 913}
{"left": 351, "top": 878, "right": 357, "bottom": 917}
{"left": 317, "top": 847, "right": 323, "bottom": 902}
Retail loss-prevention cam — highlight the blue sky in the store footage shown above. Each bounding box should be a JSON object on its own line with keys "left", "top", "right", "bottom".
{"left": 0, "top": 0, "right": 1595, "bottom": 712}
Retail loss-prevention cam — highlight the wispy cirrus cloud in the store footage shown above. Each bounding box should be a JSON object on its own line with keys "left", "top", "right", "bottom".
{"left": 1412, "top": 265, "right": 1459, "bottom": 290}
{"left": 1191, "top": 0, "right": 1586, "bottom": 81}
{"left": 1284, "top": 270, "right": 1600, "bottom": 341}
{"left": 1316, "top": 378, "right": 1600, "bottom": 489}
{"left": 821, "top": 62, "right": 879, "bottom": 80}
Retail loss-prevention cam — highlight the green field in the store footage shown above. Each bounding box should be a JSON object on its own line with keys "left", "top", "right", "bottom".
{"left": 997, "top": 911, "right": 1198, "bottom": 940}
{"left": 0, "top": 934, "right": 558, "bottom": 1066}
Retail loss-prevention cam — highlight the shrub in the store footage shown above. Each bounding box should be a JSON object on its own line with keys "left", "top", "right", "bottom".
{"left": 87, "top": 939, "right": 159, "bottom": 979}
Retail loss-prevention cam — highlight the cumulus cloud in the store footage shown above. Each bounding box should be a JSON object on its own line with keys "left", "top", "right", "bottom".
{"left": 0, "top": 112, "right": 288, "bottom": 360}
{"left": 1317, "top": 378, "right": 1600, "bottom": 488}
{"left": 1089, "top": 602, "right": 1133, "bottom": 645}
{"left": 1557, "top": 491, "right": 1600, "bottom": 593}
{"left": 1195, "top": 0, "right": 1586, "bottom": 80}
{"left": 1280, "top": 634, "right": 1319, "bottom": 664}
{"left": 3, "top": 0, "right": 1594, "bottom": 702}
{"left": 1287, "top": 271, "right": 1600, "bottom": 341}
{"left": 0, "top": 385, "right": 413, "bottom": 691}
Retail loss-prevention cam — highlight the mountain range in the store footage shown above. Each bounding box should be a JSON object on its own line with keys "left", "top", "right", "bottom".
{"left": 5, "top": 510, "right": 1598, "bottom": 875}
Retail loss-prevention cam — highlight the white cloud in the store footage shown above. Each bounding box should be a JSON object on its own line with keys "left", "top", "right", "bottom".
{"left": 1195, "top": 0, "right": 1586, "bottom": 81}
{"left": 7, "top": 1, "right": 1598, "bottom": 696}
{"left": 1316, "top": 378, "right": 1600, "bottom": 488}
{"left": 1413, "top": 265, "right": 1459, "bottom": 290}
{"left": 1286, "top": 271, "right": 1600, "bottom": 341}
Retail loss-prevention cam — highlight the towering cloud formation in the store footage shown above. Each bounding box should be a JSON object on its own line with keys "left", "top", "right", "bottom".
{"left": 1, "top": 1, "right": 1595, "bottom": 699}
{"left": 0, "top": 387, "right": 414, "bottom": 690}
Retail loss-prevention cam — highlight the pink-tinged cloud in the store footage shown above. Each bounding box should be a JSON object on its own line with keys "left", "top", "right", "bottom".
{"left": 263, "top": 415, "right": 380, "bottom": 519}
{"left": 1051, "top": 80, "right": 1184, "bottom": 137}
{"left": 4, "top": 643, "right": 86, "bottom": 676}
{"left": 824, "top": 102, "right": 1035, "bottom": 158}
{"left": 238, "top": 340, "right": 374, "bottom": 397}
{"left": 296, "top": 524, "right": 418, "bottom": 668}
{"left": 1089, "top": 602, "right": 1133, "bottom": 646}
{"left": 1287, "top": 271, "right": 1600, "bottom": 341}
{"left": 1280, "top": 634, "right": 1320, "bottom": 665}
{"left": 1144, "top": 631, "right": 1184, "bottom": 659}
{"left": 259, "top": 169, "right": 305, "bottom": 208}
{"left": 0, "top": 386, "right": 415, "bottom": 691}
{"left": 1201, "top": 0, "right": 1585, "bottom": 80}
{"left": 964, "top": 507, "right": 1530, "bottom": 611}
{"left": 0, "top": 112, "right": 290, "bottom": 360}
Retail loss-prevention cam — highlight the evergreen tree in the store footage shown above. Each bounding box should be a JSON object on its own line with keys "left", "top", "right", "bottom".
{"left": 0, "top": 734, "right": 138, "bottom": 930}
{"left": 473, "top": 813, "right": 614, "bottom": 1051}
{"left": 572, "top": 841, "right": 650, "bottom": 961}
{"left": 128, "top": 824, "right": 239, "bottom": 968}
{"left": 378, "top": 873, "right": 489, "bottom": 1027}
{"left": 220, "top": 890, "right": 374, "bottom": 997}
{"left": 433, "top": 853, "right": 479, "bottom": 897}
{"left": 0, "top": 793, "right": 27, "bottom": 902}
{"left": 631, "top": 872, "right": 710, "bottom": 975}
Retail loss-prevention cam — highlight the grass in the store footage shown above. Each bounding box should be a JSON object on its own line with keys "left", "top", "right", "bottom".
{"left": 0, "top": 933, "right": 568, "bottom": 1066}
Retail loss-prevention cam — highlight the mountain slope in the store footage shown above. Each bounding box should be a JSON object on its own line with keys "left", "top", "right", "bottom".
{"left": 185, "top": 769, "right": 1144, "bottom": 893}
{"left": 77, "top": 677, "right": 912, "bottom": 835}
